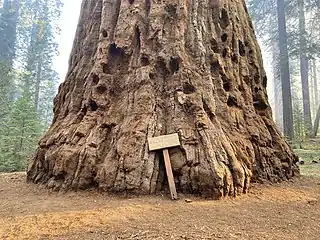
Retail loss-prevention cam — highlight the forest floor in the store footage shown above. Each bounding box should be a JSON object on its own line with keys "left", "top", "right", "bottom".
{"left": 0, "top": 149, "right": 319, "bottom": 240}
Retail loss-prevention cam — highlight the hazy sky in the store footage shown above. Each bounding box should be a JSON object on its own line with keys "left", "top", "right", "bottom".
{"left": 54, "top": 0, "right": 82, "bottom": 83}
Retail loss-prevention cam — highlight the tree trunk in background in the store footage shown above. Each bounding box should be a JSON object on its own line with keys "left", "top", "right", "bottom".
{"left": 34, "top": 60, "right": 42, "bottom": 112}
{"left": 277, "top": 0, "right": 294, "bottom": 140}
{"left": 313, "top": 105, "right": 320, "bottom": 137}
{"left": 0, "top": 0, "right": 19, "bottom": 73}
{"left": 0, "top": 0, "right": 20, "bottom": 118}
{"left": 313, "top": 60, "right": 318, "bottom": 115}
{"left": 298, "top": 0, "right": 312, "bottom": 136}
{"left": 272, "top": 43, "right": 283, "bottom": 133}
{"left": 23, "top": 20, "right": 39, "bottom": 97}
{"left": 27, "top": 0, "right": 298, "bottom": 198}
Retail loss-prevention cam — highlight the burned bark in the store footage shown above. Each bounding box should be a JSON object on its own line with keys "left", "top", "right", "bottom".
{"left": 27, "top": 0, "right": 299, "bottom": 198}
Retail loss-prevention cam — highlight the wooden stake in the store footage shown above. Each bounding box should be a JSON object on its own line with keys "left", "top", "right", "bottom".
{"left": 162, "top": 148, "right": 178, "bottom": 200}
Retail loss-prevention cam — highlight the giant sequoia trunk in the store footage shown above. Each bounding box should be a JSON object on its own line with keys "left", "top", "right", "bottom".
{"left": 27, "top": 0, "right": 299, "bottom": 198}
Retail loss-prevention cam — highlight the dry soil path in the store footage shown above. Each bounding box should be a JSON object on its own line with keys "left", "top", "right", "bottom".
{"left": 0, "top": 173, "right": 319, "bottom": 240}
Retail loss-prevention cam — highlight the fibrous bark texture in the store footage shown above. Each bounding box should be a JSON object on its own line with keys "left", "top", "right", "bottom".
{"left": 27, "top": 0, "right": 299, "bottom": 198}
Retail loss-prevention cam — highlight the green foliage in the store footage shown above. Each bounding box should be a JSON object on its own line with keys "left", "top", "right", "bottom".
{"left": 0, "top": 95, "right": 41, "bottom": 172}
{"left": 0, "top": 0, "right": 62, "bottom": 172}
{"left": 294, "top": 148, "right": 320, "bottom": 176}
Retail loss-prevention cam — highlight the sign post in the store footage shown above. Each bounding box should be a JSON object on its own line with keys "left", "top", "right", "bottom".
{"left": 148, "top": 133, "right": 180, "bottom": 200}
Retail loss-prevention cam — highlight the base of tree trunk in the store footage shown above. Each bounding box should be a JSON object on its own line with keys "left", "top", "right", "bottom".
{"left": 27, "top": 0, "right": 299, "bottom": 199}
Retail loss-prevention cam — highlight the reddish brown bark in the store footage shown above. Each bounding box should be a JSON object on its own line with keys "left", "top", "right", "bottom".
{"left": 27, "top": 0, "right": 299, "bottom": 198}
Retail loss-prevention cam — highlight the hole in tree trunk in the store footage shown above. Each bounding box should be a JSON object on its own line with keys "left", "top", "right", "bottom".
{"left": 164, "top": 4, "right": 177, "bottom": 17}
{"left": 252, "top": 87, "right": 268, "bottom": 110}
{"left": 145, "top": 0, "right": 151, "bottom": 16}
{"left": 221, "top": 33, "right": 228, "bottom": 42}
{"left": 128, "top": 0, "right": 135, "bottom": 4}
{"left": 210, "top": 60, "right": 220, "bottom": 73}
{"left": 92, "top": 74, "right": 99, "bottom": 85}
{"left": 101, "top": 29, "right": 108, "bottom": 38}
{"left": 183, "top": 82, "right": 196, "bottom": 94}
{"left": 210, "top": 39, "right": 220, "bottom": 53}
{"left": 155, "top": 57, "right": 170, "bottom": 76}
{"left": 222, "top": 48, "right": 228, "bottom": 58}
{"left": 222, "top": 76, "right": 232, "bottom": 91}
{"left": 134, "top": 26, "right": 141, "bottom": 52}
{"left": 253, "top": 100, "right": 268, "bottom": 111}
{"left": 220, "top": 8, "right": 230, "bottom": 29}
{"left": 227, "top": 95, "right": 238, "bottom": 107}
{"left": 141, "top": 55, "right": 150, "bottom": 66}
{"left": 103, "top": 43, "right": 127, "bottom": 75}
{"left": 96, "top": 85, "right": 107, "bottom": 94}
{"left": 89, "top": 99, "right": 98, "bottom": 111}
{"left": 238, "top": 40, "right": 246, "bottom": 56}
{"left": 169, "top": 56, "right": 180, "bottom": 73}
{"left": 231, "top": 54, "right": 238, "bottom": 63}
{"left": 100, "top": 122, "right": 116, "bottom": 129}
{"left": 109, "top": 43, "right": 124, "bottom": 57}
{"left": 149, "top": 72, "right": 156, "bottom": 79}
{"left": 54, "top": 172, "right": 66, "bottom": 181}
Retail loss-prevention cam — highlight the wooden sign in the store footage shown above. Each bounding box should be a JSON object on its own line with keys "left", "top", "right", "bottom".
{"left": 148, "top": 133, "right": 180, "bottom": 151}
{"left": 148, "top": 133, "right": 180, "bottom": 200}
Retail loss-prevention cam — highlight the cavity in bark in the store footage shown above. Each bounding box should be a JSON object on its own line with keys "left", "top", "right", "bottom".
{"left": 221, "top": 33, "right": 228, "bottom": 42}
{"left": 222, "top": 48, "right": 228, "bottom": 58}
{"left": 134, "top": 26, "right": 141, "bottom": 52}
{"left": 145, "top": 0, "right": 151, "bottom": 17}
{"left": 220, "top": 9, "right": 230, "bottom": 29}
{"left": 155, "top": 57, "right": 170, "bottom": 76}
{"left": 183, "top": 82, "right": 196, "bottom": 94}
{"left": 210, "top": 39, "right": 220, "bottom": 53}
{"left": 96, "top": 85, "right": 107, "bottom": 94}
{"left": 238, "top": 40, "right": 246, "bottom": 56}
{"left": 92, "top": 74, "right": 99, "bottom": 85}
{"left": 231, "top": 54, "right": 238, "bottom": 63}
{"left": 141, "top": 55, "right": 150, "bottom": 66}
{"left": 89, "top": 99, "right": 98, "bottom": 111}
{"left": 165, "top": 4, "right": 177, "bottom": 18}
{"left": 210, "top": 60, "right": 221, "bottom": 73}
{"left": 227, "top": 95, "right": 238, "bottom": 107}
{"left": 222, "top": 76, "right": 232, "bottom": 91}
{"left": 101, "top": 29, "right": 108, "bottom": 38}
{"left": 169, "top": 56, "right": 180, "bottom": 73}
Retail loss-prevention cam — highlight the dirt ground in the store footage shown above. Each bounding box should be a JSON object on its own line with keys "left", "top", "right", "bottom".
{"left": 0, "top": 172, "right": 319, "bottom": 240}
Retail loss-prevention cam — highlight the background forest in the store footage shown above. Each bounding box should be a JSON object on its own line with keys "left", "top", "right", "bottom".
{"left": 0, "top": 0, "right": 62, "bottom": 171}
{"left": 248, "top": 0, "right": 320, "bottom": 142}
{"left": 0, "top": 0, "right": 319, "bottom": 172}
